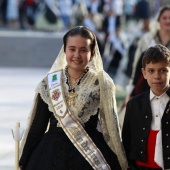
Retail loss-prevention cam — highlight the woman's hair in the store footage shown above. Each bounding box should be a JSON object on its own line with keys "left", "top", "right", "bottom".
{"left": 157, "top": 5, "right": 170, "bottom": 21}
{"left": 149, "top": 5, "right": 170, "bottom": 33}
{"left": 142, "top": 44, "right": 170, "bottom": 68}
{"left": 63, "top": 26, "right": 97, "bottom": 56}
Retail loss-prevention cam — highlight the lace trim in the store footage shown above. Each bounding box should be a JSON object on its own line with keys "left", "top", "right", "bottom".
{"left": 19, "top": 93, "right": 39, "bottom": 158}
{"left": 63, "top": 69, "right": 100, "bottom": 126}
{"left": 98, "top": 71, "right": 128, "bottom": 170}
{"left": 35, "top": 78, "right": 53, "bottom": 113}
{"left": 36, "top": 69, "right": 100, "bottom": 127}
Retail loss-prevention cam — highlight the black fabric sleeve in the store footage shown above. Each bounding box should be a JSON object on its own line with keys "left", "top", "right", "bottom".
{"left": 122, "top": 101, "right": 131, "bottom": 163}
{"left": 19, "top": 93, "right": 52, "bottom": 167}
{"left": 131, "top": 52, "right": 144, "bottom": 96}
{"left": 132, "top": 52, "right": 144, "bottom": 87}
{"left": 122, "top": 101, "right": 137, "bottom": 168}
{"left": 131, "top": 51, "right": 149, "bottom": 96}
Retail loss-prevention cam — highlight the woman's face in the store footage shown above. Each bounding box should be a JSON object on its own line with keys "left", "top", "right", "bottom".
{"left": 65, "top": 35, "right": 92, "bottom": 72}
{"left": 159, "top": 10, "right": 170, "bottom": 31}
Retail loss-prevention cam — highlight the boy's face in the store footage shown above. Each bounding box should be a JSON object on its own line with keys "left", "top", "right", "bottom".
{"left": 142, "top": 61, "right": 170, "bottom": 96}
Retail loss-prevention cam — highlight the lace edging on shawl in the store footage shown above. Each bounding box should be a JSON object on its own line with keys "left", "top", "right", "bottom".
{"left": 19, "top": 93, "right": 39, "bottom": 158}
{"left": 98, "top": 71, "right": 128, "bottom": 170}
{"left": 19, "top": 78, "right": 53, "bottom": 158}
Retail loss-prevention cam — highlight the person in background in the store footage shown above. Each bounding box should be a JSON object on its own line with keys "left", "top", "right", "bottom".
{"left": 119, "top": 4, "right": 170, "bottom": 130}
{"left": 24, "top": 0, "right": 39, "bottom": 29}
{"left": 124, "top": 18, "right": 150, "bottom": 78}
{"left": 112, "top": 0, "right": 124, "bottom": 29}
{"left": 83, "top": 8, "right": 104, "bottom": 56}
{"left": 106, "top": 27, "right": 126, "bottom": 79}
{"left": 122, "top": 44, "right": 170, "bottom": 170}
{"left": 134, "top": 0, "right": 150, "bottom": 22}
{"left": 0, "top": 0, "right": 8, "bottom": 28}
{"left": 130, "top": 5, "right": 170, "bottom": 97}
{"left": 71, "top": 1, "right": 88, "bottom": 26}
{"left": 7, "top": 0, "right": 19, "bottom": 29}
{"left": 102, "top": 8, "right": 116, "bottom": 42}
{"left": 19, "top": 26, "right": 128, "bottom": 170}
{"left": 57, "top": 0, "right": 72, "bottom": 31}
{"left": 18, "top": 0, "right": 26, "bottom": 29}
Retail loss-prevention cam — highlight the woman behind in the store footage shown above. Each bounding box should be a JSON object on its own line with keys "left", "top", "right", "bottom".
{"left": 130, "top": 5, "right": 170, "bottom": 98}
{"left": 19, "top": 26, "right": 128, "bottom": 170}
{"left": 119, "top": 5, "right": 170, "bottom": 128}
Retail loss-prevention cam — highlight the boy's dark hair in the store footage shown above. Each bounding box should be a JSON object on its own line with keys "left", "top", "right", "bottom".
{"left": 63, "top": 26, "right": 96, "bottom": 56}
{"left": 142, "top": 44, "right": 170, "bottom": 68}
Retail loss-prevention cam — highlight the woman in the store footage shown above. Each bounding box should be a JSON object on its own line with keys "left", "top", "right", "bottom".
{"left": 130, "top": 5, "right": 170, "bottom": 97}
{"left": 19, "top": 26, "right": 128, "bottom": 170}
{"left": 119, "top": 5, "right": 170, "bottom": 129}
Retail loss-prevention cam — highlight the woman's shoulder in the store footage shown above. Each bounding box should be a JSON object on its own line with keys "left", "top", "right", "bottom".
{"left": 35, "top": 74, "right": 50, "bottom": 98}
{"left": 97, "top": 70, "right": 115, "bottom": 88}
{"left": 137, "top": 31, "right": 156, "bottom": 52}
{"left": 139, "top": 32, "right": 155, "bottom": 44}
{"left": 98, "top": 70, "right": 113, "bottom": 80}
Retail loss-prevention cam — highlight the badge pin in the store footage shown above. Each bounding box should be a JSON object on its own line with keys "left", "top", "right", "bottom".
{"left": 52, "top": 74, "right": 57, "bottom": 81}
{"left": 51, "top": 89, "right": 61, "bottom": 101}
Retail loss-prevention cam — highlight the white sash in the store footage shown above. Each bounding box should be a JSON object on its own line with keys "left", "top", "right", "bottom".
{"left": 47, "top": 70, "right": 111, "bottom": 170}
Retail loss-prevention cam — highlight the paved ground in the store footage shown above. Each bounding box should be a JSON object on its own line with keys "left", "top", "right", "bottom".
{"left": 0, "top": 29, "right": 130, "bottom": 169}
{"left": 0, "top": 67, "right": 49, "bottom": 169}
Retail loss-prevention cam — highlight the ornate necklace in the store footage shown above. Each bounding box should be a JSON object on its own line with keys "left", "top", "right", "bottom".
{"left": 65, "top": 67, "right": 89, "bottom": 106}
{"left": 69, "top": 75, "right": 80, "bottom": 87}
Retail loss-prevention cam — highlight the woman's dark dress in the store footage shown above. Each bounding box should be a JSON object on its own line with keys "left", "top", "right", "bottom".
{"left": 19, "top": 94, "right": 121, "bottom": 170}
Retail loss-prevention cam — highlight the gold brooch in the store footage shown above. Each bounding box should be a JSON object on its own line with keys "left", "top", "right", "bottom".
{"left": 67, "top": 92, "right": 78, "bottom": 106}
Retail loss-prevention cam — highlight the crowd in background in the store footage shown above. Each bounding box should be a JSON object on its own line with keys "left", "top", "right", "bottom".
{"left": 0, "top": 0, "right": 169, "bottom": 80}
{"left": 0, "top": 0, "right": 166, "bottom": 32}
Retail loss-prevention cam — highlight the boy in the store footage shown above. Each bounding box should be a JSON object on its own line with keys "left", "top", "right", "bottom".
{"left": 122, "top": 44, "right": 170, "bottom": 170}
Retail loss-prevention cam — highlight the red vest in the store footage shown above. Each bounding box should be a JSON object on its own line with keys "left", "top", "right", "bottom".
{"left": 136, "top": 130, "right": 161, "bottom": 168}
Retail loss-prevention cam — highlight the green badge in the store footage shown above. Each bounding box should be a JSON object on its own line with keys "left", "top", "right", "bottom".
{"left": 52, "top": 74, "right": 57, "bottom": 81}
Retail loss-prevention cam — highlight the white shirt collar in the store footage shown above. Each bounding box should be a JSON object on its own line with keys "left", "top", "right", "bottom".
{"left": 150, "top": 89, "right": 169, "bottom": 101}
